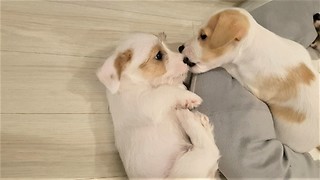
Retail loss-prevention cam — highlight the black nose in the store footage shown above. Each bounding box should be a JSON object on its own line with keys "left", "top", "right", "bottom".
{"left": 313, "top": 13, "right": 320, "bottom": 21}
{"left": 178, "top": 45, "right": 185, "bottom": 53}
{"left": 183, "top": 57, "right": 196, "bottom": 67}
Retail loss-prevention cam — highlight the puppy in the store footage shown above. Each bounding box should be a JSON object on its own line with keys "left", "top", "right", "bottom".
{"left": 180, "top": 8, "right": 319, "bottom": 153}
{"left": 97, "top": 33, "right": 219, "bottom": 178}
{"left": 310, "top": 13, "right": 320, "bottom": 54}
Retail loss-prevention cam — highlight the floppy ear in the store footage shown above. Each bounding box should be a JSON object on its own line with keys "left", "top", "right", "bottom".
{"left": 97, "top": 54, "right": 120, "bottom": 94}
{"left": 97, "top": 49, "right": 133, "bottom": 94}
{"left": 207, "top": 10, "right": 249, "bottom": 49}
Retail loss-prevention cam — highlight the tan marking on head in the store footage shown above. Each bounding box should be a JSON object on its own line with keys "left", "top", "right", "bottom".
{"left": 199, "top": 9, "right": 250, "bottom": 61}
{"left": 256, "top": 63, "right": 315, "bottom": 103}
{"left": 270, "top": 104, "right": 306, "bottom": 123}
{"left": 139, "top": 44, "right": 167, "bottom": 79}
{"left": 114, "top": 49, "right": 133, "bottom": 79}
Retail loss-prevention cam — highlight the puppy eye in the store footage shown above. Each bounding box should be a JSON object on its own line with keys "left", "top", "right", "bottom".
{"left": 155, "top": 51, "right": 163, "bottom": 61}
{"left": 200, "top": 33, "right": 207, "bottom": 40}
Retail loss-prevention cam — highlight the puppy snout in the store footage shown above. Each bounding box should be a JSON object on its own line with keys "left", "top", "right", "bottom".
{"left": 178, "top": 45, "right": 185, "bottom": 53}
{"left": 313, "top": 13, "right": 320, "bottom": 21}
{"left": 183, "top": 57, "right": 196, "bottom": 67}
{"left": 183, "top": 57, "right": 189, "bottom": 64}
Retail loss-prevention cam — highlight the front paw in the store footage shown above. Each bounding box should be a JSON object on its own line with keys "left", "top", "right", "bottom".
{"left": 176, "top": 92, "right": 202, "bottom": 110}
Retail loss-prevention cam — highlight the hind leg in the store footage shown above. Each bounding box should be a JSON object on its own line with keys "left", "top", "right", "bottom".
{"left": 176, "top": 109, "right": 215, "bottom": 148}
{"left": 168, "top": 109, "right": 219, "bottom": 178}
{"left": 193, "top": 111, "right": 215, "bottom": 141}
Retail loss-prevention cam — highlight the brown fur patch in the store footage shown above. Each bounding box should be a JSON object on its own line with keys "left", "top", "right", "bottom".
{"left": 114, "top": 49, "right": 133, "bottom": 79}
{"left": 269, "top": 104, "right": 306, "bottom": 123}
{"left": 256, "top": 63, "right": 315, "bottom": 103}
{"left": 199, "top": 9, "right": 249, "bottom": 61}
{"left": 139, "top": 44, "right": 167, "bottom": 79}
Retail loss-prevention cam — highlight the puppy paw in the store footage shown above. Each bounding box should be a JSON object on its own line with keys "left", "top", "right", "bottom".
{"left": 175, "top": 109, "right": 217, "bottom": 151}
{"left": 176, "top": 92, "right": 202, "bottom": 110}
{"left": 175, "top": 108, "right": 192, "bottom": 120}
{"left": 194, "top": 111, "right": 214, "bottom": 138}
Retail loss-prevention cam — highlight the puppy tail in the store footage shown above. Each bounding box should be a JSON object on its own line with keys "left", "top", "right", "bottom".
{"left": 168, "top": 109, "right": 220, "bottom": 179}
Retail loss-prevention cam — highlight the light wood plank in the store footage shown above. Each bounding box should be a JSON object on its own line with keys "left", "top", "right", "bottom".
{"left": 1, "top": 1, "right": 234, "bottom": 57}
{"left": 2, "top": 51, "right": 109, "bottom": 114}
{"left": 1, "top": 113, "right": 126, "bottom": 178}
{"left": 238, "top": 0, "right": 272, "bottom": 11}
{"left": 1, "top": 178, "right": 127, "bottom": 180}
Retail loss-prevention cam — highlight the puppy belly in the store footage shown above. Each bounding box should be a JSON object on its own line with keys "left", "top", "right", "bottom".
{"left": 274, "top": 117, "right": 319, "bottom": 153}
{"left": 115, "top": 118, "right": 187, "bottom": 178}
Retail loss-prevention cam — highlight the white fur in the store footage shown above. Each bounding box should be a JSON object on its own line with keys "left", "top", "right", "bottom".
{"left": 97, "top": 33, "right": 220, "bottom": 178}
{"left": 183, "top": 8, "right": 320, "bottom": 153}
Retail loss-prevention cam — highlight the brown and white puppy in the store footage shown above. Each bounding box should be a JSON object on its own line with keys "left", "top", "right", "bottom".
{"left": 180, "top": 8, "right": 319, "bottom": 153}
{"left": 97, "top": 33, "right": 220, "bottom": 178}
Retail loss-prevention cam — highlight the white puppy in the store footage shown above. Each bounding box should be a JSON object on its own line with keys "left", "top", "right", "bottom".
{"left": 180, "top": 8, "right": 319, "bottom": 153}
{"left": 97, "top": 33, "right": 220, "bottom": 178}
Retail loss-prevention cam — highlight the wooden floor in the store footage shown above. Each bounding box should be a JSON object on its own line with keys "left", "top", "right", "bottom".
{"left": 1, "top": 1, "right": 244, "bottom": 178}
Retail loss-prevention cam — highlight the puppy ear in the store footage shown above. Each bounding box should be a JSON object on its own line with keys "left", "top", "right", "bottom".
{"left": 97, "top": 54, "right": 120, "bottom": 94}
{"left": 97, "top": 49, "right": 133, "bottom": 94}
{"left": 157, "top": 32, "right": 167, "bottom": 42}
{"left": 207, "top": 10, "right": 249, "bottom": 49}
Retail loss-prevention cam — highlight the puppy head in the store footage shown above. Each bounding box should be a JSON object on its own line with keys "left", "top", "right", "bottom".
{"left": 311, "top": 13, "right": 320, "bottom": 50}
{"left": 180, "top": 8, "right": 251, "bottom": 73}
{"left": 313, "top": 13, "right": 320, "bottom": 33}
{"left": 97, "top": 33, "right": 188, "bottom": 94}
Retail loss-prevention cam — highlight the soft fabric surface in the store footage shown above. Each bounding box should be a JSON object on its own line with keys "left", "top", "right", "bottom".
{"left": 251, "top": 0, "right": 318, "bottom": 48}
{"left": 192, "top": 68, "right": 319, "bottom": 178}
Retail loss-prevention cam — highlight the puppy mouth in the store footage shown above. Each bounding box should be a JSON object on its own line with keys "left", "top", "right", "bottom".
{"left": 178, "top": 72, "right": 188, "bottom": 78}
{"left": 183, "top": 57, "right": 196, "bottom": 67}
{"left": 173, "top": 72, "right": 187, "bottom": 79}
{"left": 151, "top": 72, "right": 188, "bottom": 87}
{"left": 170, "top": 72, "right": 188, "bottom": 84}
{"left": 183, "top": 57, "right": 200, "bottom": 73}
